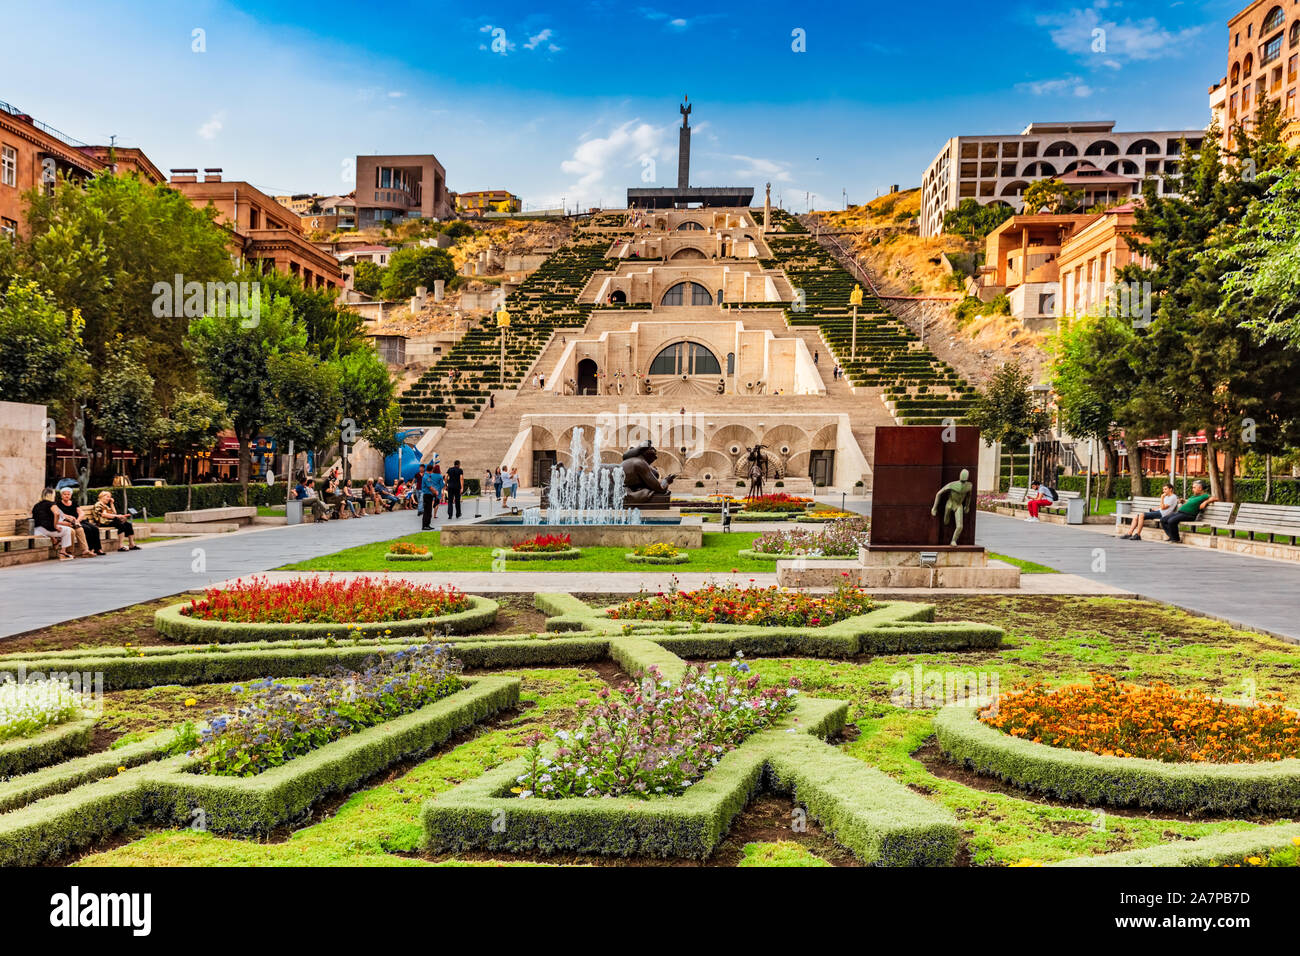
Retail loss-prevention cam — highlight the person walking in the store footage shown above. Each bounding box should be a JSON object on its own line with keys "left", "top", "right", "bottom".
{"left": 493, "top": 467, "right": 503, "bottom": 501}
{"left": 411, "top": 464, "right": 426, "bottom": 521}
{"left": 444, "top": 459, "right": 464, "bottom": 519}
{"left": 421, "top": 464, "right": 444, "bottom": 529}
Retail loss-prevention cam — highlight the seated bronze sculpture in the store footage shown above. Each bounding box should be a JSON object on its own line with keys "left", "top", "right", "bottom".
{"left": 621, "top": 441, "right": 675, "bottom": 505}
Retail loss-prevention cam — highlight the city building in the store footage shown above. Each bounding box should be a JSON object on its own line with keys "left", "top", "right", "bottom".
{"left": 354, "top": 154, "right": 451, "bottom": 227}
{"left": 0, "top": 99, "right": 162, "bottom": 238}
{"left": 919, "top": 121, "right": 1204, "bottom": 237}
{"left": 977, "top": 205, "right": 1153, "bottom": 329}
{"left": 168, "top": 168, "right": 343, "bottom": 288}
{"left": 455, "top": 189, "right": 521, "bottom": 216}
{"left": 1214, "top": 2, "right": 1300, "bottom": 151}
{"left": 274, "top": 193, "right": 326, "bottom": 215}
{"left": 337, "top": 244, "right": 394, "bottom": 266}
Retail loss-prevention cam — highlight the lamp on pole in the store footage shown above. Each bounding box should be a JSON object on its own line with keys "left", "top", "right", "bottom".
{"left": 849, "top": 283, "right": 864, "bottom": 361}
{"left": 496, "top": 307, "right": 510, "bottom": 387}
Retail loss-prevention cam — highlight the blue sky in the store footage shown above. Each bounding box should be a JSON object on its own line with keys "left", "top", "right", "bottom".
{"left": 4, "top": 0, "right": 1242, "bottom": 211}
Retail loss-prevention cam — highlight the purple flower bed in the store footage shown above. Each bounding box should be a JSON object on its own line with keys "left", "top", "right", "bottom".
{"left": 188, "top": 645, "right": 463, "bottom": 776}
{"left": 751, "top": 517, "right": 869, "bottom": 557}
{"left": 514, "top": 660, "right": 800, "bottom": 799}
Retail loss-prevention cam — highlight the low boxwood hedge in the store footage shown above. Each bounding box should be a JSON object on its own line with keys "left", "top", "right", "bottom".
{"left": 1047, "top": 822, "right": 1300, "bottom": 867}
{"left": 383, "top": 552, "right": 434, "bottom": 562}
{"left": 0, "top": 716, "right": 96, "bottom": 779}
{"left": 623, "top": 552, "right": 690, "bottom": 565}
{"left": 935, "top": 702, "right": 1300, "bottom": 815}
{"left": 0, "top": 678, "right": 519, "bottom": 863}
{"left": 498, "top": 548, "right": 582, "bottom": 561}
{"left": 153, "top": 594, "right": 499, "bottom": 643}
{"left": 423, "top": 696, "right": 960, "bottom": 865}
{"left": 0, "top": 730, "right": 174, "bottom": 813}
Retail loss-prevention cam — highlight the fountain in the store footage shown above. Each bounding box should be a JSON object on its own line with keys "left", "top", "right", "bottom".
{"left": 439, "top": 427, "right": 704, "bottom": 548}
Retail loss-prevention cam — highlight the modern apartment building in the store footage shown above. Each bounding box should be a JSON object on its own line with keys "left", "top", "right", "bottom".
{"left": 919, "top": 121, "right": 1204, "bottom": 237}
{"left": 169, "top": 168, "right": 343, "bottom": 288}
{"left": 0, "top": 99, "right": 162, "bottom": 238}
{"left": 354, "top": 154, "right": 451, "bottom": 227}
{"left": 1213, "top": 2, "right": 1300, "bottom": 150}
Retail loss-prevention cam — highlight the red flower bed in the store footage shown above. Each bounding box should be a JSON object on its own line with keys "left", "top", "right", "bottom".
{"left": 737, "top": 493, "right": 813, "bottom": 513}
{"left": 181, "top": 576, "right": 470, "bottom": 624}
{"left": 511, "top": 533, "right": 573, "bottom": 553}
{"left": 607, "top": 580, "right": 873, "bottom": 627}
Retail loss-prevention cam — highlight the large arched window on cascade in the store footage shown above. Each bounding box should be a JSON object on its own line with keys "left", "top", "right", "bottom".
{"left": 660, "top": 281, "right": 713, "bottom": 306}
{"left": 649, "top": 342, "right": 723, "bottom": 376}
{"left": 676, "top": 220, "right": 705, "bottom": 230}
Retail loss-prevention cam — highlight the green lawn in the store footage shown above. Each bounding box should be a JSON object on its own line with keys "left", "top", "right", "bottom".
{"left": 280, "top": 531, "right": 784, "bottom": 573}
{"left": 988, "top": 553, "right": 1058, "bottom": 574}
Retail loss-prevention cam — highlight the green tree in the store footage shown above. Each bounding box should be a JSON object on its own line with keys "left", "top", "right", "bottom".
{"left": 336, "top": 346, "right": 396, "bottom": 482}
{"left": 968, "top": 363, "right": 1051, "bottom": 490}
{"left": 252, "top": 269, "right": 366, "bottom": 361}
{"left": 941, "top": 199, "right": 1013, "bottom": 241}
{"left": 380, "top": 246, "right": 455, "bottom": 299}
{"left": 361, "top": 402, "right": 404, "bottom": 461}
{"left": 1021, "top": 178, "right": 1082, "bottom": 214}
{"left": 1220, "top": 166, "right": 1300, "bottom": 348}
{"left": 351, "top": 259, "right": 384, "bottom": 297}
{"left": 95, "top": 338, "right": 160, "bottom": 485}
{"left": 1119, "top": 108, "right": 1299, "bottom": 500}
{"left": 185, "top": 292, "right": 307, "bottom": 503}
{"left": 156, "top": 389, "right": 230, "bottom": 509}
{"left": 264, "top": 351, "right": 342, "bottom": 470}
{"left": 0, "top": 280, "right": 89, "bottom": 409}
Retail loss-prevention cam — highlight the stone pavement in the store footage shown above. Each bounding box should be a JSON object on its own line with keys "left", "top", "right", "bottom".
{"left": 0, "top": 506, "right": 475, "bottom": 639}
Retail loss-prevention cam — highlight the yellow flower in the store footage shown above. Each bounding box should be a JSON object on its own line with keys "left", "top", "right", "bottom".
{"left": 1293, "top": 837, "right": 1300, "bottom": 847}
{"left": 1008, "top": 858, "right": 1042, "bottom": 867}
{"left": 510, "top": 787, "right": 522, "bottom": 794}
{"left": 116, "top": 766, "right": 126, "bottom": 774}
{"left": 184, "top": 698, "right": 197, "bottom": 707}
{"left": 1246, "top": 856, "right": 1263, "bottom": 865}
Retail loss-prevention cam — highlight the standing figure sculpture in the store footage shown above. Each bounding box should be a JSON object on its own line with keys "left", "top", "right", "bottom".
{"left": 621, "top": 441, "right": 675, "bottom": 505}
{"left": 931, "top": 468, "right": 974, "bottom": 546}
{"left": 744, "top": 444, "right": 769, "bottom": 500}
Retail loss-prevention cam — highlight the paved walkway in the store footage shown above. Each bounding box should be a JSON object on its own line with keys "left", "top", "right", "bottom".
{"left": 973, "top": 511, "right": 1300, "bottom": 642}
{"left": 0, "top": 505, "right": 482, "bottom": 639}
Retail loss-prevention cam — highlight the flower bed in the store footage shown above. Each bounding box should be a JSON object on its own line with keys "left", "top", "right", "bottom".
{"left": 606, "top": 581, "right": 874, "bottom": 628}
{"left": 793, "top": 510, "right": 862, "bottom": 524}
{"left": 623, "top": 543, "right": 690, "bottom": 565}
{"left": 512, "top": 533, "right": 573, "bottom": 553}
{"left": 514, "top": 662, "right": 800, "bottom": 799}
{"left": 156, "top": 580, "right": 497, "bottom": 643}
{"left": 189, "top": 644, "right": 463, "bottom": 776}
{"left": 718, "top": 493, "right": 812, "bottom": 513}
{"left": 0, "top": 678, "right": 87, "bottom": 743}
{"left": 982, "top": 675, "right": 1300, "bottom": 763}
{"left": 747, "top": 519, "right": 869, "bottom": 559}
{"left": 385, "top": 542, "right": 433, "bottom": 562}
{"left": 181, "top": 576, "right": 471, "bottom": 625}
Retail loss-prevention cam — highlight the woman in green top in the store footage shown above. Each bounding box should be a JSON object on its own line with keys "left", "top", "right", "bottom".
{"left": 1161, "top": 480, "right": 1216, "bottom": 543}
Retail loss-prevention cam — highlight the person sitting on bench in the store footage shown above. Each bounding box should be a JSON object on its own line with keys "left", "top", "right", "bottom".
{"left": 32, "top": 488, "right": 74, "bottom": 560}
{"left": 1024, "top": 481, "right": 1059, "bottom": 522}
{"left": 91, "top": 491, "right": 139, "bottom": 550}
{"left": 1161, "top": 480, "right": 1217, "bottom": 543}
{"left": 295, "top": 476, "right": 330, "bottom": 521}
{"left": 1120, "top": 484, "right": 1178, "bottom": 540}
{"left": 57, "top": 487, "right": 101, "bottom": 556}
{"left": 374, "top": 478, "right": 400, "bottom": 511}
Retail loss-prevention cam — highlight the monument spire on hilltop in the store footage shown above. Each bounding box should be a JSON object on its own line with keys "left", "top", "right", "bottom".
{"left": 677, "top": 94, "right": 691, "bottom": 190}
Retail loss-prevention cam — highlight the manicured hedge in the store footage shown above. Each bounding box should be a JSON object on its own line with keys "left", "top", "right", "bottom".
{"left": 623, "top": 552, "right": 690, "bottom": 565}
{"left": 146, "top": 675, "right": 519, "bottom": 834}
{"left": 0, "top": 730, "right": 174, "bottom": 813}
{"left": 935, "top": 703, "right": 1300, "bottom": 815}
{"left": 0, "top": 717, "right": 96, "bottom": 779}
{"left": 1047, "top": 822, "right": 1300, "bottom": 867}
{"left": 498, "top": 548, "right": 582, "bottom": 561}
{"left": 423, "top": 696, "right": 961, "bottom": 865}
{"left": 384, "top": 552, "right": 434, "bottom": 562}
{"left": 153, "top": 594, "right": 499, "bottom": 643}
{"left": 1005, "top": 475, "right": 1300, "bottom": 506}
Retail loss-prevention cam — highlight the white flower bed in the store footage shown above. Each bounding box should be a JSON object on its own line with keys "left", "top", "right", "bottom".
{"left": 0, "top": 679, "right": 87, "bottom": 742}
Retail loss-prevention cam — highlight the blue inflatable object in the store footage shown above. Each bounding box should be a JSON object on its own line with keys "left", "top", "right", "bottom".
{"left": 385, "top": 430, "right": 424, "bottom": 484}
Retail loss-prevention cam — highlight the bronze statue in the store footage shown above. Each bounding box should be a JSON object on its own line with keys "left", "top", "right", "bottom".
{"left": 745, "top": 444, "right": 769, "bottom": 500}
{"left": 931, "top": 468, "right": 974, "bottom": 546}
{"left": 621, "top": 441, "right": 675, "bottom": 505}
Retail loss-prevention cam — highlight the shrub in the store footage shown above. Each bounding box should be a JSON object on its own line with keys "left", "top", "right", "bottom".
{"left": 607, "top": 580, "right": 874, "bottom": 628}
{"left": 515, "top": 661, "right": 800, "bottom": 799}
{"left": 192, "top": 644, "right": 463, "bottom": 776}
{"left": 511, "top": 533, "right": 573, "bottom": 553}
{"left": 0, "top": 679, "right": 87, "bottom": 742}
{"left": 180, "top": 576, "right": 470, "bottom": 625}
{"left": 982, "top": 674, "right": 1300, "bottom": 763}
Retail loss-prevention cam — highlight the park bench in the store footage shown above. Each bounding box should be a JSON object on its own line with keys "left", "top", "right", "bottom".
{"left": 163, "top": 506, "right": 257, "bottom": 526}
{"left": 997, "top": 486, "right": 1028, "bottom": 507}
{"left": 0, "top": 509, "right": 54, "bottom": 567}
{"left": 1229, "top": 503, "right": 1300, "bottom": 545}
{"left": 1115, "top": 496, "right": 1164, "bottom": 533}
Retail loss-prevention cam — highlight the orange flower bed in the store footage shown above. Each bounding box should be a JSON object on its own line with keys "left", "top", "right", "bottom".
{"left": 980, "top": 674, "right": 1300, "bottom": 763}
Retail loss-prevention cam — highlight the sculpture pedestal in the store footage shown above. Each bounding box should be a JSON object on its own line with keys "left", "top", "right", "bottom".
{"left": 775, "top": 546, "right": 1020, "bottom": 590}
{"left": 861, "top": 546, "right": 988, "bottom": 568}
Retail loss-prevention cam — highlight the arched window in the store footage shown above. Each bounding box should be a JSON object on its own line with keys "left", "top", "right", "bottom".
{"left": 1106, "top": 159, "right": 1141, "bottom": 175}
{"left": 1126, "top": 138, "right": 1162, "bottom": 155}
{"left": 1244, "top": 53, "right": 1254, "bottom": 77}
{"left": 1001, "top": 180, "right": 1029, "bottom": 196}
{"left": 676, "top": 220, "right": 705, "bottom": 231}
{"left": 649, "top": 342, "right": 722, "bottom": 376}
{"left": 1084, "top": 140, "right": 1119, "bottom": 156}
{"left": 1044, "top": 141, "right": 1079, "bottom": 157}
{"left": 660, "top": 281, "right": 712, "bottom": 306}
{"left": 1264, "top": 6, "right": 1285, "bottom": 34}
{"left": 1291, "top": 21, "right": 1300, "bottom": 47}
{"left": 1023, "top": 161, "right": 1057, "bottom": 177}
{"left": 1232, "top": 62, "right": 1241, "bottom": 84}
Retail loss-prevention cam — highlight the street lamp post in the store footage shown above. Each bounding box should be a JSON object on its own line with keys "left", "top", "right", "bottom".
{"left": 849, "top": 283, "right": 864, "bottom": 361}
{"left": 496, "top": 307, "right": 510, "bottom": 387}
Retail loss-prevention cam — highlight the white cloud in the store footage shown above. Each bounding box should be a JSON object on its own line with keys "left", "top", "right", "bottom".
{"left": 1038, "top": 2, "right": 1200, "bottom": 64}
{"left": 727, "top": 153, "right": 793, "bottom": 182}
{"left": 1015, "top": 74, "right": 1095, "bottom": 98}
{"left": 387, "top": 90, "right": 404, "bottom": 98}
{"left": 478, "top": 23, "right": 516, "bottom": 55}
{"left": 670, "top": 18, "right": 687, "bottom": 28}
{"left": 197, "top": 110, "right": 225, "bottom": 140}
{"left": 524, "top": 28, "right": 553, "bottom": 50}
{"left": 561, "top": 119, "right": 671, "bottom": 201}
